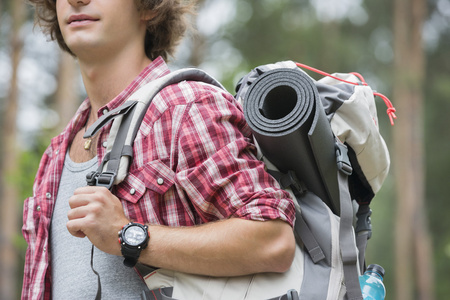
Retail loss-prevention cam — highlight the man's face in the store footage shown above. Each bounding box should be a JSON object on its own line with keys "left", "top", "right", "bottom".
{"left": 56, "top": 0, "right": 148, "bottom": 60}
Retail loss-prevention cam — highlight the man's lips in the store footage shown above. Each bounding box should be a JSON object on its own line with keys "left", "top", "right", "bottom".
{"left": 67, "top": 14, "right": 99, "bottom": 25}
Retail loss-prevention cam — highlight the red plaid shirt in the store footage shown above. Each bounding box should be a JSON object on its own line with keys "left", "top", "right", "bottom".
{"left": 22, "top": 57, "right": 295, "bottom": 299}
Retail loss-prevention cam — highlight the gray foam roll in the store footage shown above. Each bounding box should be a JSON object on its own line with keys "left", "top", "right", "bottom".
{"left": 243, "top": 68, "right": 340, "bottom": 215}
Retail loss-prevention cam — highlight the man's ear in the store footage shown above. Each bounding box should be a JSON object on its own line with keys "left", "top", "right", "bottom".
{"left": 141, "top": 10, "right": 157, "bottom": 21}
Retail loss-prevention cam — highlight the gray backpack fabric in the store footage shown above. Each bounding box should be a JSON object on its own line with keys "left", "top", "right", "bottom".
{"left": 235, "top": 61, "right": 391, "bottom": 207}
{"left": 85, "top": 61, "right": 393, "bottom": 300}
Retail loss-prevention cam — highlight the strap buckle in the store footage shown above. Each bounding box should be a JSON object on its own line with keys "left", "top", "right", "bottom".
{"left": 286, "top": 289, "right": 300, "bottom": 300}
{"left": 335, "top": 142, "right": 353, "bottom": 176}
{"left": 267, "top": 169, "right": 307, "bottom": 197}
{"left": 86, "top": 171, "right": 116, "bottom": 190}
{"left": 356, "top": 204, "right": 373, "bottom": 240}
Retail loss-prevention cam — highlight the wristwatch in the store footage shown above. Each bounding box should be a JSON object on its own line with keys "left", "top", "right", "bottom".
{"left": 118, "top": 222, "right": 150, "bottom": 267}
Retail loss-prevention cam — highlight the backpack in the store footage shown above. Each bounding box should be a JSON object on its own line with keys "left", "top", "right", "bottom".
{"left": 85, "top": 61, "right": 394, "bottom": 300}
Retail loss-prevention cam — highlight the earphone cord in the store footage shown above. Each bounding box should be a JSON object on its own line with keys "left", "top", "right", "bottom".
{"left": 91, "top": 244, "right": 102, "bottom": 300}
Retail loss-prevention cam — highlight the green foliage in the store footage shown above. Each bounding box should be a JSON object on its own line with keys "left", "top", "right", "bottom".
{"left": 366, "top": 177, "right": 396, "bottom": 299}
{"left": 424, "top": 3, "right": 450, "bottom": 298}
{"left": 10, "top": 131, "right": 52, "bottom": 296}
{"left": 425, "top": 68, "right": 450, "bottom": 298}
{"left": 13, "top": 132, "right": 52, "bottom": 200}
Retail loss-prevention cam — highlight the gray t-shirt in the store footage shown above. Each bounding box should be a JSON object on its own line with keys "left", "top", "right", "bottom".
{"left": 50, "top": 152, "right": 148, "bottom": 299}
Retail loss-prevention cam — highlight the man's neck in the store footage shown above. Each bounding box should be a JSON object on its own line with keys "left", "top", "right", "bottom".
{"left": 78, "top": 50, "right": 152, "bottom": 116}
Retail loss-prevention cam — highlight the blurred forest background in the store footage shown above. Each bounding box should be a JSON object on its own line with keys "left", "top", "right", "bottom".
{"left": 0, "top": 0, "right": 449, "bottom": 299}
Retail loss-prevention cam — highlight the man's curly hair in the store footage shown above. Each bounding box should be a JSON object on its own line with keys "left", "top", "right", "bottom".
{"left": 27, "top": 0, "right": 196, "bottom": 61}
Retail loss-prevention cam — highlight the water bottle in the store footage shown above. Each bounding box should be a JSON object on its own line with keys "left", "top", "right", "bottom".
{"left": 359, "top": 264, "right": 386, "bottom": 300}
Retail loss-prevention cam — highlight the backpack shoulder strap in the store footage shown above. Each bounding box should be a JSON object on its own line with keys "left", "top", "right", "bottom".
{"left": 84, "top": 68, "right": 225, "bottom": 189}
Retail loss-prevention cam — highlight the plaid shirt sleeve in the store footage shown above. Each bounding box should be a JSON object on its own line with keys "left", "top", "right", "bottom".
{"left": 157, "top": 81, "right": 296, "bottom": 225}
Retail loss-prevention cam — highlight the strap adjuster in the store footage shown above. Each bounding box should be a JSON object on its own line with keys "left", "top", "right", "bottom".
{"left": 86, "top": 171, "right": 116, "bottom": 190}
{"left": 335, "top": 142, "right": 353, "bottom": 176}
{"left": 356, "top": 204, "right": 373, "bottom": 240}
{"left": 267, "top": 169, "right": 307, "bottom": 197}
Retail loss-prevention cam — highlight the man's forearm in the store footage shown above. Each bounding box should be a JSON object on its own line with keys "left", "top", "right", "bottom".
{"left": 139, "top": 218, "right": 296, "bottom": 277}
{"left": 67, "top": 187, "right": 295, "bottom": 276}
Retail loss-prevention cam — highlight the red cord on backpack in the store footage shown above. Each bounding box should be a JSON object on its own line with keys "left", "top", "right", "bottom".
{"left": 295, "top": 62, "right": 397, "bottom": 126}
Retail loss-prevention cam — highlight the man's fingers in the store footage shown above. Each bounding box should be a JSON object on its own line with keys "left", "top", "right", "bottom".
{"left": 69, "top": 186, "right": 113, "bottom": 209}
{"left": 67, "top": 205, "right": 89, "bottom": 221}
{"left": 66, "top": 219, "right": 87, "bottom": 238}
{"left": 68, "top": 194, "right": 91, "bottom": 209}
{"left": 73, "top": 185, "right": 109, "bottom": 195}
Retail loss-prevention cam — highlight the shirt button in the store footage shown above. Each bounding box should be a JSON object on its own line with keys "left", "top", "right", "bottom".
{"left": 102, "top": 141, "right": 108, "bottom": 148}
{"left": 43, "top": 246, "right": 47, "bottom": 252}
{"left": 46, "top": 193, "right": 51, "bottom": 199}
{"left": 102, "top": 108, "right": 109, "bottom": 115}
{"left": 130, "top": 188, "right": 136, "bottom": 195}
{"left": 157, "top": 178, "right": 164, "bottom": 185}
{"left": 36, "top": 205, "right": 41, "bottom": 212}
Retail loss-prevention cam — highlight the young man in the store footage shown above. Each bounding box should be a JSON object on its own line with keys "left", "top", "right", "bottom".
{"left": 23, "top": 0, "right": 296, "bottom": 299}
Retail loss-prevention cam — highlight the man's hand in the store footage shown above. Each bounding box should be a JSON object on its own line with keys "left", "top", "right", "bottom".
{"left": 67, "top": 186, "right": 129, "bottom": 256}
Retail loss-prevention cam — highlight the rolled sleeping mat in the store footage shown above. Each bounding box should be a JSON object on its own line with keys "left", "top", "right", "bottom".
{"left": 242, "top": 68, "right": 340, "bottom": 215}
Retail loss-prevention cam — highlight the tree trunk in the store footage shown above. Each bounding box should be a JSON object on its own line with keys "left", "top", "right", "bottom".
{"left": 0, "top": 0, "right": 25, "bottom": 299}
{"left": 0, "top": 1, "right": 3, "bottom": 32}
{"left": 392, "top": 0, "right": 434, "bottom": 299}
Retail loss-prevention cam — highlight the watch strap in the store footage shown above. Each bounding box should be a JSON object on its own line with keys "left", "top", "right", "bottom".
{"left": 121, "top": 244, "right": 142, "bottom": 267}
{"left": 119, "top": 223, "right": 149, "bottom": 268}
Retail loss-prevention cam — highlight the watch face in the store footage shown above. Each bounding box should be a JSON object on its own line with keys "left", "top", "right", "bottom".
{"left": 123, "top": 226, "right": 147, "bottom": 246}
